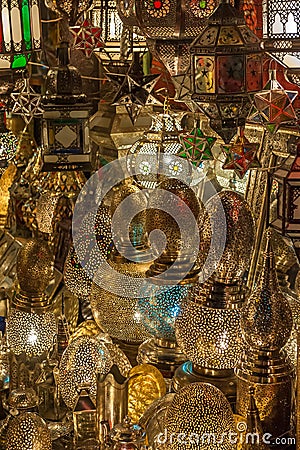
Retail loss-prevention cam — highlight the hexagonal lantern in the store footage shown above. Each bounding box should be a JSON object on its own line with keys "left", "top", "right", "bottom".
{"left": 190, "top": 0, "right": 263, "bottom": 143}
{"left": 134, "top": 0, "right": 217, "bottom": 76}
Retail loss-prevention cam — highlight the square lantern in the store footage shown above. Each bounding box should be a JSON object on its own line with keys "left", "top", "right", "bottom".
{"left": 190, "top": 0, "right": 263, "bottom": 143}
{"left": 0, "top": 0, "right": 41, "bottom": 69}
{"left": 271, "top": 143, "right": 300, "bottom": 249}
{"left": 42, "top": 104, "right": 93, "bottom": 171}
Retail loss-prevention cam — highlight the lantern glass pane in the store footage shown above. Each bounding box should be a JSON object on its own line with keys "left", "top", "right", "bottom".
{"left": 217, "top": 55, "right": 245, "bottom": 93}
{"left": 194, "top": 56, "right": 215, "bottom": 94}
{"left": 11, "top": 7, "right": 22, "bottom": 51}
{"left": 30, "top": 3, "right": 40, "bottom": 44}
{"left": 289, "top": 186, "right": 300, "bottom": 222}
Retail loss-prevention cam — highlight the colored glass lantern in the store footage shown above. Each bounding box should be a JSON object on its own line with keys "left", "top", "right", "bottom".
{"left": 0, "top": 0, "right": 41, "bottom": 70}
{"left": 190, "top": 0, "right": 263, "bottom": 143}
{"left": 41, "top": 42, "right": 92, "bottom": 172}
{"left": 271, "top": 144, "right": 300, "bottom": 256}
{"left": 135, "top": 0, "right": 217, "bottom": 76}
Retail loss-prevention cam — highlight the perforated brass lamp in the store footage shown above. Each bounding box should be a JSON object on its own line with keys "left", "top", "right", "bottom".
{"left": 235, "top": 230, "right": 294, "bottom": 440}
{"left": 190, "top": 0, "right": 263, "bottom": 143}
{"left": 174, "top": 190, "right": 255, "bottom": 406}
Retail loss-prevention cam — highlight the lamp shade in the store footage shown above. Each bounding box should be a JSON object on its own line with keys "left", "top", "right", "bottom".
{"left": 164, "top": 382, "right": 236, "bottom": 450}
{"left": 190, "top": 0, "right": 263, "bottom": 142}
{"left": 59, "top": 335, "right": 114, "bottom": 409}
{"left": 6, "top": 412, "right": 52, "bottom": 450}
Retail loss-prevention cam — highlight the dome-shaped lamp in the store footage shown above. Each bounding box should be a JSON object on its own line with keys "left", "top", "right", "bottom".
{"left": 174, "top": 190, "right": 255, "bottom": 407}
{"left": 59, "top": 335, "right": 131, "bottom": 410}
{"left": 235, "top": 230, "right": 294, "bottom": 439}
{"left": 6, "top": 412, "right": 52, "bottom": 450}
{"left": 7, "top": 238, "right": 57, "bottom": 391}
{"left": 164, "top": 382, "right": 236, "bottom": 450}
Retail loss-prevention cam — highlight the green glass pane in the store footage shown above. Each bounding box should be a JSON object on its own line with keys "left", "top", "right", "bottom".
{"left": 22, "top": 0, "right": 31, "bottom": 51}
{"left": 199, "top": 0, "right": 206, "bottom": 8}
{"left": 12, "top": 54, "right": 27, "bottom": 69}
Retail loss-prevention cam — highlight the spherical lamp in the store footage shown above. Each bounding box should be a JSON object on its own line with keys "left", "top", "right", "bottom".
{"left": 6, "top": 413, "right": 52, "bottom": 450}
{"left": 174, "top": 190, "right": 255, "bottom": 405}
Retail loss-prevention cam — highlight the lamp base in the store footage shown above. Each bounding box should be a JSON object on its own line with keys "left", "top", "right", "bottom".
{"left": 137, "top": 338, "right": 186, "bottom": 379}
{"left": 172, "top": 361, "right": 237, "bottom": 411}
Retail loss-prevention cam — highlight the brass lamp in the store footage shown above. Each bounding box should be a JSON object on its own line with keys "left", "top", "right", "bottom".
{"left": 235, "top": 230, "right": 294, "bottom": 440}
{"left": 137, "top": 177, "right": 201, "bottom": 377}
{"left": 174, "top": 190, "right": 255, "bottom": 407}
{"left": 7, "top": 238, "right": 57, "bottom": 391}
{"left": 164, "top": 382, "right": 236, "bottom": 450}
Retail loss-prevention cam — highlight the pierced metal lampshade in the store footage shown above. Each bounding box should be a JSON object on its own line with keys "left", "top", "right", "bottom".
{"left": 198, "top": 190, "right": 255, "bottom": 284}
{"left": 0, "top": 110, "right": 18, "bottom": 169}
{"left": 126, "top": 113, "right": 185, "bottom": 190}
{"left": 6, "top": 412, "right": 52, "bottom": 450}
{"left": 7, "top": 238, "right": 57, "bottom": 357}
{"left": 235, "top": 230, "right": 294, "bottom": 439}
{"left": 174, "top": 190, "right": 254, "bottom": 404}
{"left": 59, "top": 335, "right": 120, "bottom": 409}
{"left": 164, "top": 382, "right": 236, "bottom": 450}
{"left": 190, "top": 0, "right": 263, "bottom": 143}
{"left": 146, "top": 177, "right": 201, "bottom": 279}
{"left": 90, "top": 260, "right": 152, "bottom": 344}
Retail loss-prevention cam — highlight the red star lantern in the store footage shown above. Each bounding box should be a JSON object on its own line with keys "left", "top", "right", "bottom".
{"left": 70, "top": 19, "right": 104, "bottom": 58}
{"left": 222, "top": 129, "right": 261, "bottom": 179}
{"left": 248, "top": 70, "right": 298, "bottom": 134}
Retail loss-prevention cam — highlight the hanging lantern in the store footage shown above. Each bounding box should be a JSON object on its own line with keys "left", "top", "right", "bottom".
{"left": 41, "top": 42, "right": 93, "bottom": 172}
{"left": 190, "top": 0, "right": 264, "bottom": 143}
{"left": 135, "top": 0, "right": 217, "bottom": 76}
{"left": 0, "top": 110, "right": 18, "bottom": 169}
{"left": 271, "top": 143, "right": 300, "bottom": 258}
{"left": 0, "top": 0, "right": 42, "bottom": 70}
{"left": 263, "top": 0, "right": 300, "bottom": 83}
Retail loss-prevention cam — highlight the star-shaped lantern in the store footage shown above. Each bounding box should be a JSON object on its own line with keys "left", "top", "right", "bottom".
{"left": 70, "top": 19, "right": 104, "bottom": 58}
{"left": 222, "top": 129, "right": 261, "bottom": 179}
{"left": 248, "top": 70, "right": 298, "bottom": 134}
{"left": 106, "top": 52, "right": 162, "bottom": 124}
{"left": 11, "top": 78, "right": 43, "bottom": 125}
{"left": 179, "top": 121, "right": 216, "bottom": 167}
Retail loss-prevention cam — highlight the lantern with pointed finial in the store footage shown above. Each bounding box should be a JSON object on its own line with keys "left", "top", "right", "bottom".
{"left": 41, "top": 41, "right": 92, "bottom": 172}
{"left": 190, "top": 0, "right": 263, "bottom": 143}
{"left": 235, "top": 229, "right": 294, "bottom": 440}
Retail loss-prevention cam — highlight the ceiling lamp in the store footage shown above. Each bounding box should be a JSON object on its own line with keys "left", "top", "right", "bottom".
{"left": 263, "top": 0, "right": 300, "bottom": 85}
{"left": 190, "top": 0, "right": 263, "bottom": 143}
{"left": 135, "top": 0, "right": 217, "bottom": 76}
